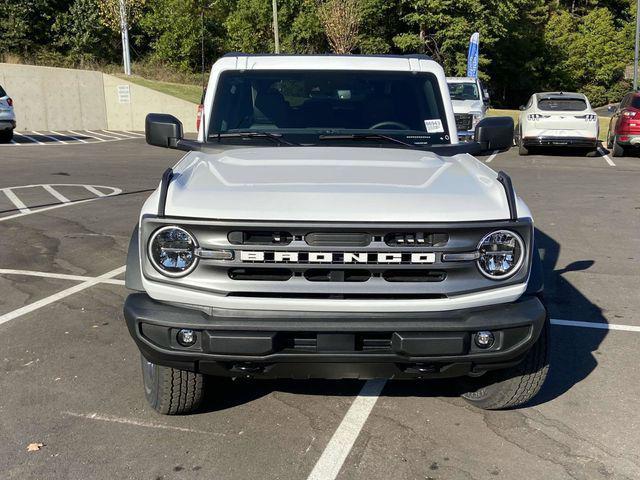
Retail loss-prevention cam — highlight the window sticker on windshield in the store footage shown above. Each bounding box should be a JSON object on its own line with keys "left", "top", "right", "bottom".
{"left": 424, "top": 119, "right": 444, "bottom": 133}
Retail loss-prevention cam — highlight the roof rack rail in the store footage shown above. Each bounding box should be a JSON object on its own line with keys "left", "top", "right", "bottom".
{"left": 157, "top": 168, "right": 173, "bottom": 217}
{"left": 496, "top": 171, "right": 518, "bottom": 221}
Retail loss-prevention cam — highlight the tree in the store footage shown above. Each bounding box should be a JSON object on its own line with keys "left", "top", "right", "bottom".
{"left": 97, "top": 0, "right": 146, "bottom": 33}
{"left": 317, "top": 0, "right": 362, "bottom": 54}
{"left": 53, "top": 0, "right": 117, "bottom": 66}
{"left": 139, "top": 0, "right": 230, "bottom": 71}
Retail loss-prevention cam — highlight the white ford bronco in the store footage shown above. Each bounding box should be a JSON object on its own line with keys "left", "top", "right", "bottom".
{"left": 124, "top": 54, "right": 548, "bottom": 415}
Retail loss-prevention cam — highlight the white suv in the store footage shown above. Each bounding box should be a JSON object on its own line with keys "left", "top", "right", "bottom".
{"left": 447, "top": 77, "right": 490, "bottom": 140}
{"left": 517, "top": 92, "right": 598, "bottom": 156}
{"left": 124, "top": 54, "right": 548, "bottom": 415}
{"left": 0, "top": 85, "right": 15, "bottom": 143}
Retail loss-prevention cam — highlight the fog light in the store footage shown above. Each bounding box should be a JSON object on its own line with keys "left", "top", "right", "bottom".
{"left": 475, "top": 331, "right": 495, "bottom": 349}
{"left": 177, "top": 329, "right": 197, "bottom": 347}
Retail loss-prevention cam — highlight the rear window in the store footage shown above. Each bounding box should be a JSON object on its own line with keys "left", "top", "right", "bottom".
{"left": 0, "top": 85, "right": 6, "bottom": 97}
{"left": 631, "top": 96, "right": 640, "bottom": 109}
{"left": 537, "top": 98, "right": 587, "bottom": 111}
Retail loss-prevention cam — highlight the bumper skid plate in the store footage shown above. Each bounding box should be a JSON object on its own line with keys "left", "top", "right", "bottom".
{"left": 124, "top": 293, "right": 546, "bottom": 379}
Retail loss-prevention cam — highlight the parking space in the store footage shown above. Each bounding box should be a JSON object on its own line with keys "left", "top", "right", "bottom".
{"left": 3, "top": 130, "right": 144, "bottom": 146}
{"left": 0, "top": 140, "right": 639, "bottom": 479}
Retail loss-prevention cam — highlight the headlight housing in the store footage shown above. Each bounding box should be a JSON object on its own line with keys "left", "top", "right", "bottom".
{"left": 148, "top": 226, "right": 198, "bottom": 277}
{"left": 477, "top": 230, "right": 525, "bottom": 280}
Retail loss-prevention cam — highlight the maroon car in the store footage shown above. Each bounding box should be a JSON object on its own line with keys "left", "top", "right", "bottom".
{"left": 607, "top": 91, "right": 640, "bottom": 157}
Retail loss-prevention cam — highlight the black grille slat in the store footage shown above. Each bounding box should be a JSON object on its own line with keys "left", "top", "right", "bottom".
{"left": 455, "top": 113, "right": 473, "bottom": 131}
{"left": 383, "top": 270, "right": 446, "bottom": 282}
{"left": 229, "top": 268, "right": 292, "bottom": 281}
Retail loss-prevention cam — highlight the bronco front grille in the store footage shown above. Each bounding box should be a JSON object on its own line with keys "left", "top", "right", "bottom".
{"left": 455, "top": 113, "right": 473, "bottom": 131}
{"left": 141, "top": 219, "right": 534, "bottom": 299}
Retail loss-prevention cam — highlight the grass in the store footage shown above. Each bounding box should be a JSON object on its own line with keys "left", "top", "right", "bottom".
{"left": 117, "top": 75, "right": 202, "bottom": 104}
{"left": 489, "top": 108, "right": 610, "bottom": 143}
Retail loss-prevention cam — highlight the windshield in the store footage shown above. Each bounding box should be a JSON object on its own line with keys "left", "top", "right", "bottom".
{"left": 208, "top": 70, "right": 450, "bottom": 147}
{"left": 447, "top": 82, "right": 479, "bottom": 101}
{"left": 537, "top": 98, "right": 587, "bottom": 111}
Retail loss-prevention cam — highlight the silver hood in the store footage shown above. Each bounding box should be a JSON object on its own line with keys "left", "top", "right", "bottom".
{"left": 451, "top": 99, "right": 485, "bottom": 115}
{"left": 163, "top": 147, "right": 512, "bottom": 222}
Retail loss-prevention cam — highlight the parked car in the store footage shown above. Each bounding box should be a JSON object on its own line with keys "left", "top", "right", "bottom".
{"left": 606, "top": 91, "right": 640, "bottom": 157}
{"left": 124, "top": 53, "right": 548, "bottom": 415}
{"left": 447, "top": 77, "right": 490, "bottom": 140}
{"left": 517, "top": 92, "right": 599, "bottom": 156}
{"left": 0, "top": 84, "right": 15, "bottom": 143}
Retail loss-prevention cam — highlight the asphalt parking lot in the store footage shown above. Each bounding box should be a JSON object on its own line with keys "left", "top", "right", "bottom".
{"left": 1, "top": 138, "right": 639, "bottom": 480}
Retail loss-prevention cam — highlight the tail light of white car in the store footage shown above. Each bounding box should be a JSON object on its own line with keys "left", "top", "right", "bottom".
{"left": 196, "top": 104, "right": 204, "bottom": 131}
{"left": 575, "top": 114, "right": 597, "bottom": 122}
{"left": 476, "top": 230, "right": 525, "bottom": 280}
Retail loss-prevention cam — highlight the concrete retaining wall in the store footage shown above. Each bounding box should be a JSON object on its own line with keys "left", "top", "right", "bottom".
{"left": 0, "top": 64, "right": 107, "bottom": 131}
{"left": 0, "top": 64, "right": 198, "bottom": 133}
{"left": 102, "top": 74, "right": 198, "bottom": 133}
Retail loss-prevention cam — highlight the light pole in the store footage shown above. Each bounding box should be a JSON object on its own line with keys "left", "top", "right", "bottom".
{"left": 272, "top": 0, "right": 280, "bottom": 54}
{"left": 119, "top": 0, "right": 132, "bottom": 75}
{"left": 635, "top": 0, "right": 640, "bottom": 90}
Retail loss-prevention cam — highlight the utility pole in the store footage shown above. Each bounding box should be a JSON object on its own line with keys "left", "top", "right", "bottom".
{"left": 119, "top": 0, "right": 132, "bottom": 75}
{"left": 634, "top": 0, "right": 640, "bottom": 90}
{"left": 272, "top": 0, "right": 280, "bottom": 54}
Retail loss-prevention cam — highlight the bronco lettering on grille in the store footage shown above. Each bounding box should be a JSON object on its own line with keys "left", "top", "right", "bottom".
{"left": 239, "top": 251, "right": 436, "bottom": 264}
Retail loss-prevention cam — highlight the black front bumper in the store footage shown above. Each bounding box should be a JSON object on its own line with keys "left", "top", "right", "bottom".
{"left": 523, "top": 136, "right": 597, "bottom": 148}
{"left": 124, "top": 293, "right": 546, "bottom": 380}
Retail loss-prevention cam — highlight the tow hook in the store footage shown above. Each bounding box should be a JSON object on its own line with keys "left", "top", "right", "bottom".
{"left": 403, "top": 364, "right": 438, "bottom": 375}
{"left": 230, "top": 363, "right": 265, "bottom": 376}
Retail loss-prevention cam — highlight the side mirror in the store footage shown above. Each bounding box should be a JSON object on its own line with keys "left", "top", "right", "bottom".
{"left": 607, "top": 104, "right": 617, "bottom": 113}
{"left": 146, "top": 113, "right": 183, "bottom": 148}
{"left": 519, "top": 105, "right": 526, "bottom": 111}
{"left": 475, "top": 116, "right": 514, "bottom": 152}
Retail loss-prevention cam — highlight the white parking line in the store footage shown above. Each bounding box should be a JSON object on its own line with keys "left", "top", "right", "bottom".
{"left": 551, "top": 318, "right": 640, "bottom": 332}
{"left": 101, "top": 130, "right": 135, "bottom": 139}
{"left": 0, "top": 269, "right": 125, "bottom": 285}
{"left": 485, "top": 150, "right": 499, "bottom": 163}
{"left": 49, "top": 130, "right": 88, "bottom": 144}
{"left": 31, "top": 130, "right": 68, "bottom": 145}
{"left": 2, "top": 188, "right": 30, "bottom": 213}
{"left": 0, "top": 266, "right": 125, "bottom": 327}
{"left": 598, "top": 147, "right": 616, "bottom": 167}
{"left": 122, "top": 130, "right": 145, "bottom": 137}
{"left": 84, "top": 185, "right": 106, "bottom": 197}
{"left": 42, "top": 184, "right": 70, "bottom": 203}
{"left": 77, "top": 130, "right": 107, "bottom": 142}
{"left": 13, "top": 132, "right": 44, "bottom": 145}
{"left": 86, "top": 130, "right": 118, "bottom": 140}
{"left": 63, "top": 411, "right": 222, "bottom": 436}
{"left": 307, "top": 379, "right": 387, "bottom": 480}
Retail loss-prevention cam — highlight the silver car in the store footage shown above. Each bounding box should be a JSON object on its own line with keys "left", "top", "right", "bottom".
{"left": 0, "top": 84, "right": 16, "bottom": 143}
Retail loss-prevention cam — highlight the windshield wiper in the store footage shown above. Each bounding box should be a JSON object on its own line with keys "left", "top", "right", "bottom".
{"left": 212, "top": 131, "right": 298, "bottom": 146}
{"left": 319, "top": 133, "right": 416, "bottom": 148}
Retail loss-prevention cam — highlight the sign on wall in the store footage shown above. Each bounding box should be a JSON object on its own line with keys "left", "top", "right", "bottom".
{"left": 117, "top": 85, "right": 131, "bottom": 104}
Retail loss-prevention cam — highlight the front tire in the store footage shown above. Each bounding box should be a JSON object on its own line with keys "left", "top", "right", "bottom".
{"left": 141, "top": 355, "right": 205, "bottom": 415}
{"left": 461, "top": 319, "right": 549, "bottom": 410}
{"left": 0, "top": 129, "right": 13, "bottom": 143}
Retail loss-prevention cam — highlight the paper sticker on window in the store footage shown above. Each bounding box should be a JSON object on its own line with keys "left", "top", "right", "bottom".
{"left": 424, "top": 119, "right": 444, "bottom": 133}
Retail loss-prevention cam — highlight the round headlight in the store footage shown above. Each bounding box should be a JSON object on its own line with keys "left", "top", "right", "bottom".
{"left": 477, "top": 230, "right": 525, "bottom": 280}
{"left": 148, "top": 226, "right": 198, "bottom": 277}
